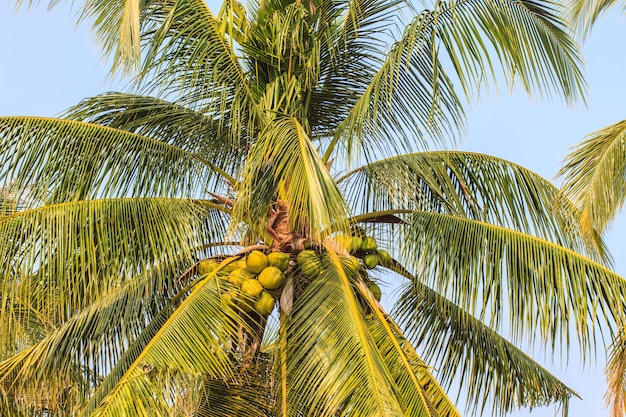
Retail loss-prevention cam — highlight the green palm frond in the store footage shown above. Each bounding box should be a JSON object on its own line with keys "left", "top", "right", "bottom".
{"left": 84, "top": 269, "right": 246, "bottom": 417}
{"left": 285, "top": 256, "right": 415, "bottom": 416}
{"left": 355, "top": 278, "right": 461, "bottom": 417}
{"left": 401, "top": 210, "right": 626, "bottom": 352}
{"left": 434, "top": 0, "right": 585, "bottom": 104}
{"left": 63, "top": 93, "right": 244, "bottom": 163}
{"left": 605, "top": 328, "right": 626, "bottom": 417}
{"left": 138, "top": 0, "right": 254, "bottom": 124}
{"left": 0, "top": 117, "right": 228, "bottom": 204}
{"left": 328, "top": 0, "right": 585, "bottom": 163}
{"left": 0, "top": 198, "right": 229, "bottom": 357}
{"left": 300, "top": 0, "right": 405, "bottom": 138}
{"left": 236, "top": 115, "right": 349, "bottom": 238}
{"left": 339, "top": 151, "right": 610, "bottom": 263}
{"left": 394, "top": 273, "right": 577, "bottom": 415}
{"left": 558, "top": 119, "right": 626, "bottom": 238}
{"left": 566, "top": 0, "right": 621, "bottom": 38}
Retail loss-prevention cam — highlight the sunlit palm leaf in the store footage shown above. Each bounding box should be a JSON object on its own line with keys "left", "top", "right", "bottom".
{"left": 302, "top": 0, "right": 404, "bottom": 138}
{"left": 138, "top": 0, "right": 255, "bottom": 133}
{"left": 85, "top": 271, "right": 246, "bottom": 417}
{"left": 401, "top": 210, "right": 626, "bottom": 352}
{"left": 339, "top": 151, "right": 609, "bottom": 263}
{"left": 394, "top": 273, "right": 576, "bottom": 415}
{"left": 605, "top": 327, "right": 626, "bottom": 417}
{"left": 356, "top": 278, "right": 460, "bottom": 417}
{"left": 0, "top": 117, "right": 224, "bottom": 204}
{"left": 565, "top": 0, "right": 621, "bottom": 38}
{"left": 558, "top": 119, "right": 626, "bottom": 237}
{"left": 285, "top": 254, "right": 433, "bottom": 416}
{"left": 63, "top": 93, "right": 244, "bottom": 168}
{"left": 0, "top": 198, "right": 229, "bottom": 356}
{"left": 236, "top": 115, "right": 349, "bottom": 238}
{"left": 329, "top": 0, "right": 585, "bottom": 163}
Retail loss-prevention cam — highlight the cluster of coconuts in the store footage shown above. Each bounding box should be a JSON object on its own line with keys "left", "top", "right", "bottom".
{"left": 196, "top": 250, "right": 290, "bottom": 316}
{"left": 295, "top": 232, "right": 391, "bottom": 302}
{"left": 333, "top": 232, "right": 392, "bottom": 270}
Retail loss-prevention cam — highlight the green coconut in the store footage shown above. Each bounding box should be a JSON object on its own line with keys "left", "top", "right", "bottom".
{"left": 297, "top": 250, "right": 321, "bottom": 278}
{"left": 258, "top": 266, "right": 286, "bottom": 290}
{"left": 255, "top": 290, "right": 276, "bottom": 315}
{"left": 361, "top": 237, "right": 378, "bottom": 252}
{"left": 197, "top": 259, "right": 219, "bottom": 276}
{"left": 368, "top": 283, "right": 382, "bottom": 301}
{"left": 363, "top": 253, "right": 379, "bottom": 269}
{"left": 241, "top": 278, "right": 263, "bottom": 298}
{"left": 377, "top": 249, "right": 392, "bottom": 267}
{"left": 267, "top": 251, "right": 290, "bottom": 272}
{"left": 247, "top": 250, "right": 269, "bottom": 274}
{"left": 229, "top": 268, "right": 255, "bottom": 287}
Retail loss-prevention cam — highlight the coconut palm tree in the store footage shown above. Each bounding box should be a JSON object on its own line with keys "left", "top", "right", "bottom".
{"left": 1, "top": 0, "right": 625, "bottom": 416}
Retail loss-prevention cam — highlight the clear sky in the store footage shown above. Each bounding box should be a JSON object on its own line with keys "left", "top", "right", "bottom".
{"left": 1, "top": 1, "right": 626, "bottom": 416}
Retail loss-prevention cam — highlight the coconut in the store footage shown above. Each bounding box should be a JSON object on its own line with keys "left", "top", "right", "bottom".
{"left": 297, "top": 250, "right": 321, "bottom": 278}
{"left": 229, "top": 268, "right": 255, "bottom": 286}
{"left": 247, "top": 250, "right": 269, "bottom": 273}
{"left": 377, "top": 249, "right": 392, "bottom": 267}
{"left": 258, "top": 266, "right": 286, "bottom": 290}
{"left": 368, "top": 282, "right": 382, "bottom": 301}
{"left": 363, "top": 253, "right": 379, "bottom": 269}
{"left": 197, "top": 259, "right": 219, "bottom": 276}
{"left": 255, "top": 290, "right": 276, "bottom": 315}
{"left": 241, "top": 278, "right": 263, "bottom": 297}
{"left": 351, "top": 236, "right": 363, "bottom": 253}
{"left": 361, "top": 237, "right": 378, "bottom": 252}
{"left": 267, "top": 251, "right": 290, "bottom": 272}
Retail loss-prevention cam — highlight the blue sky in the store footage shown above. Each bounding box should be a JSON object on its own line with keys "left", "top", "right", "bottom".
{"left": 2, "top": 1, "right": 626, "bottom": 415}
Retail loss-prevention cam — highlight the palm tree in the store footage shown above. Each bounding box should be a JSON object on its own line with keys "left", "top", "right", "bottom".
{"left": 1, "top": 0, "right": 625, "bottom": 415}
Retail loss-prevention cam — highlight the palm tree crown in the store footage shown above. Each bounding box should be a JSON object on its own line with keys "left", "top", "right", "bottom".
{"left": 1, "top": 0, "right": 625, "bottom": 416}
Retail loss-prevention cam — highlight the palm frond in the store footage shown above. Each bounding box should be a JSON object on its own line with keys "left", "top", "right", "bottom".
{"left": 558, "top": 119, "right": 626, "bottom": 237}
{"left": 0, "top": 197, "right": 229, "bottom": 357}
{"left": 401, "top": 210, "right": 626, "bottom": 354}
{"left": 328, "top": 0, "right": 585, "bottom": 163}
{"left": 235, "top": 115, "right": 349, "bottom": 239}
{"left": 339, "top": 150, "right": 610, "bottom": 263}
{"left": 605, "top": 328, "right": 626, "bottom": 417}
{"left": 565, "top": 0, "right": 621, "bottom": 38}
{"left": 306, "top": 0, "right": 405, "bottom": 138}
{"left": 63, "top": 92, "right": 245, "bottom": 176}
{"left": 284, "top": 253, "right": 433, "bottom": 416}
{"left": 0, "top": 117, "right": 226, "bottom": 204}
{"left": 137, "top": 0, "right": 255, "bottom": 133}
{"left": 84, "top": 270, "right": 246, "bottom": 417}
{"left": 355, "top": 279, "right": 461, "bottom": 417}
{"left": 394, "top": 269, "right": 577, "bottom": 415}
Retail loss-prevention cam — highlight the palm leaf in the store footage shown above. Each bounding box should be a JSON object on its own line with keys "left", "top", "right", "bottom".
{"left": 565, "top": 0, "right": 621, "bottom": 38}
{"left": 235, "top": 115, "right": 349, "bottom": 239}
{"left": 401, "top": 210, "right": 626, "bottom": 353}
{"left": 339, "top": 151, "right": 609, "bottom": 263}
{"left": 327, "top": 0, "right": 585, "bottom": 163}
{"left": 84, "top": 268, "right": 246, "bottom": 417}
{"left": 0, "top": 117, "right": 226, "bottom": 204}
{"left": 605, "top": 328, "right": 626, "bottom": 417}
{"left": 284, "top": 253, "right": 433, "bottom": 416}
{"left": 138, "top": 0, "right": 255, "bottom": 133}
{"left": 393, "top": 269, "right": 577, "bottom": 415}
{"left": 63, "top": 92, "right": 244, "bottom": 173}
{"left": 558, "top": 119, "right": 626, "bottom": 237}
{"left": 0, "top": 198, "right": 229, "bottom": 357}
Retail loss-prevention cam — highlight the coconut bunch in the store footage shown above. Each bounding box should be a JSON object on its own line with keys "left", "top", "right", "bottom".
{"left": 197, "top": 250, "right": 290, "bottom": 316}
{"left": 196, "top": 232, "right": 391, "bottom": 317}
